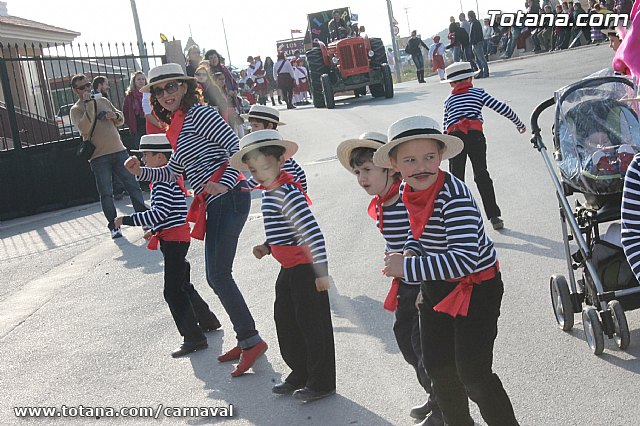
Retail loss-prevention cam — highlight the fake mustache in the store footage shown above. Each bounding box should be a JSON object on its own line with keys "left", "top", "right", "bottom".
{"left": 409, "top": 172, "right": 435, "bottom": 178}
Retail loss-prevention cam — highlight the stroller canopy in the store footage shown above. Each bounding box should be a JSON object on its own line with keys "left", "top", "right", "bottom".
{"left": 555, "top": 77, "right": 640, "bottom": 195}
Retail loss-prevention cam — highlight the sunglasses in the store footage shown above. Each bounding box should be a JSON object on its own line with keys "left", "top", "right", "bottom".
{"left": 74, "top": 83, "right": 92, "bottom": 90}
{"left": 195, "top": 72, "right": 208, "bottom": 77}
{"left": 152, "top": 81, "right": 183, "bottom": 98}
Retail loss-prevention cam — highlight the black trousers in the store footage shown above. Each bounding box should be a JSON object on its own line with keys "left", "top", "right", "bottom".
{"left": 448, "top": 130, "right": 501, "bottom": 219}
{"left": 393, "top": 283, "right": 436, "bottom": 406}
{"left": 274, "top": 264, "right": 336, "bottom": 392}
{"left": 277, "top": 75, "right": 294, "bottom": 107}
{"left": 420, "top": 274, "right": 518, "bottom": 426}
{"left": 160, "top": 241, "right": 212, "bottom": 342}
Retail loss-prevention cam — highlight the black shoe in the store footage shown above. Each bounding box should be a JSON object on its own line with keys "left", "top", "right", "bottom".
{"left": 292, "top": 387, "right": 335, "bottom": 402}
{"left": 490, "top": 216, "right": 504, "bottom": 230}
{"left": 417, "top": 408, "right": 445, "bottom": 426}
{"left": 410, "top": 400, "right": 432, "bottom": 420}
{"left": 272, "top": 381, "right": 301, "bottom": 395}
{"left": 171, "top": 339, "right": 207, "bottom": 358}
{"left": 199, "top": 319, "right": 221, "bottom": 333}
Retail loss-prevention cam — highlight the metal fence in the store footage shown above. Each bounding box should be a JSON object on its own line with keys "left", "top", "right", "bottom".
{"left": 0, "top": 41, "right": 165, "bottom": 221}
{"left": 0, "top": 41, "right": 165, "bottom": 151}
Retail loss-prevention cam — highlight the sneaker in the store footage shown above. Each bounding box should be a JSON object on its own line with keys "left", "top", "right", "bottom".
{"left": 490, "top": 217, "right": 504, "bottom": 230}
{"left": 111, "top": 228, "right": 123, "bottom": 239}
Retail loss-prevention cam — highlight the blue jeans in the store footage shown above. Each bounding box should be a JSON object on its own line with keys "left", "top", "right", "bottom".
{"left": 473, "top": 42, "right": 489, "bottom": 77}
{"left": 204, "top": 182, "right": 262, "bottom": 348}
{"left": 453, "top": 46, "right": 462, "bottom": 62}
{"left": 89, "top": 150, "right": 147, "bottom": 229}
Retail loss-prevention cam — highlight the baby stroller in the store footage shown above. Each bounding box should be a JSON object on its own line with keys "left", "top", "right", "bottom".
{"left": 530, "top": 76, "right": 640, "bottom": 355}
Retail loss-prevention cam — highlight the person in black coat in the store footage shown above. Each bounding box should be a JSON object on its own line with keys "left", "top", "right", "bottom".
{"left": 406, "top": 30, "right": 429, "bottom": 83}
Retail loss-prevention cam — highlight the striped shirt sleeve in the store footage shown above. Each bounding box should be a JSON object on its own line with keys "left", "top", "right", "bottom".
{"left": 138, "top": 159, "right": 182, "bottom": 183}
{"left": 281, "top": 189, "right": 328, "bottom": 277}
{"left": 481, "top": 90, "right": 525, "bottom": 129}
{"left": 403, "top": 192, "right": 482, "bottom": 282}
{"left": 287, "top": 157, "right": 308, "bottom": 192}
{"left": 191, "top": 105, "right": 241, "bottom": 189}
{"left": 621, "top": 154, "right": 640, "bottom": 280}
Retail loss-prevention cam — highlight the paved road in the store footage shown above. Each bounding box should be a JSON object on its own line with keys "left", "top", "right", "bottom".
{"left": 1, "top": 44, "right": 638, "bottom": 426}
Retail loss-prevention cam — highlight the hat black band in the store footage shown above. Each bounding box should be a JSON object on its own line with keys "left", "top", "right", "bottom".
{"left": 139, "top": 142, "right": 172, "bottom": 150}
{"left": 246, "top": 138, "right": 281, "bottom": 147}
{"left": 249, "top": 111, "right": 279, "bottom": 122}
{"left": 447, "top": 68, "right": 475, "bottom": 79}
{"left": 150, "top": 73, "right": 187, "bottom": 84}
{"left": 392, "top": 128, "right": 442, "bottom": 141}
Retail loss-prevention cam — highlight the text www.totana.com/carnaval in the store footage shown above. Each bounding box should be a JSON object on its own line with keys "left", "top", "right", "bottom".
{"left": 13, "top": 404, "right": 235, "bottom": 419}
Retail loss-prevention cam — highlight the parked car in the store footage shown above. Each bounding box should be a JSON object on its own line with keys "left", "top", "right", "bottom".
{"left": 55, "top": 104, "right": 78, "bottom": 136}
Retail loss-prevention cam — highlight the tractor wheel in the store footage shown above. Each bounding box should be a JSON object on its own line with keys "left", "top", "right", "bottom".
{"left": 381, "top": 64, "right": 394, "bottom": 98}
{"left": 321, "top": 74, "right": 335, "bottom": 109}
{"left": 306, "top": 47, "right": 328, "bottom": 108}
{"left": 353, "top": 87, "right": 367, "bottom": 98}
{"left": 370, "top": 78, "right": 385, "bottom": 98}
{"left": 369, "top": 38, "right": 387, "bottom": 69}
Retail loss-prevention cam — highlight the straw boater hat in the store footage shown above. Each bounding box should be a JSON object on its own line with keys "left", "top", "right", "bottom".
{"left": 441, "top": 61, "right": 480, "bottom": 83}
{"left": 130, "top": 134, "right": 173, "bottom": 153}
{"left": 241, "top": 105, "right": 286, "bottom": 126}
{"left": 601, "top": 23, "right": 620, "bottom": 37}
{"left": 336, "top": 131, "right": 387, "bottom": 173}
{"left": 372, "top": 116, "right": 464, "bottom": 168}
{"left": 230, "top": 130, "right": 298, "bottom": 171}
{"left": 140, "top": 63, "right": 195, "bottom": 93}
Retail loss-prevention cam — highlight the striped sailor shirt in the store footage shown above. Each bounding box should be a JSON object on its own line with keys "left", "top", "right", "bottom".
{"left": 247, "top": 157, "right": 307, "bottom": 192}
{"left": 262, "top": 183, "right": 328, "bottom": 277}
{"left": 443, "top": 87, "right": 525, "bottom": 131}
{"left": 374, "top": 197, "right": 420, "bottom": 285}
{"left": 401, "top": 172, "right": 498, "bottom": 283}
{"left": 621, "top": 154, "right": 640, "bottom": 279}
{"left": 123, "top": 182, "right": 187, "bottom": 233}
{"left": 139, "top": 104, "right": 241, "bottom": 205}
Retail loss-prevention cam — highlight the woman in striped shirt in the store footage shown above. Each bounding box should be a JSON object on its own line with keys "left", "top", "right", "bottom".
{"left": 375, "top": 116, "right": 519, "bottom": 426}
{"left": 336, "top": 132, "right": 442, "bottom": 424}
{"left": 124, "top": 63, "right": 267, "bottom": 377}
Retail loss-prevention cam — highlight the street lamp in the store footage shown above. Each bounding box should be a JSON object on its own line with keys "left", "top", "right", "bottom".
{"left": 129, "top": 0, "right": 149, "bottom": 73}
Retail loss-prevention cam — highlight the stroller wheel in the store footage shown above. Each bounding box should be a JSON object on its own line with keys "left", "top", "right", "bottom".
{"left": 608, "top": 300, "right": 630, "bottom": 350}
{"left": 582, "top": 306, "right": 605, "bottom": 355}
{"left": 550, "top": 275, "right": 574, "bottom": 331}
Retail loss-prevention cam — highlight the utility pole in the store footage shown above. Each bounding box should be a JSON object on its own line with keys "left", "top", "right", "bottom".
{"left": 404, "top": 7, "right": 411, "bottom": 35}
{"left": 459, "top": 0, "right": 464, "bottom": 14}
{"left": 386, "top": 0, "right": 402, "bottom": 83}
{"left": 129, "top": 0, "right": 149, "bottom": 73}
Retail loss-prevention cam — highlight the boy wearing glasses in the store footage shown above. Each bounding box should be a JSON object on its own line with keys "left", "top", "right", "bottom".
{"left": 70, "top": 73, "right": 147, "bottom": 239}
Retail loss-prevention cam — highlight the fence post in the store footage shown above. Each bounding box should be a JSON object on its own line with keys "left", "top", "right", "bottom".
{"left": 0, "top": 56, "right": 22, "bottom": 150}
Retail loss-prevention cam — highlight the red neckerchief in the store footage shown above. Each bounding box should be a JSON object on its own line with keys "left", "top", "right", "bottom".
{"left": 166, "top": 108, "right": 186, "bottom": 149}
{"left": 402, "top": 170, "right": 446, "bottom": 240}
{"left": 451, "top": 81, "right": 474, "bottom": 95}
{"left": 435, "top": 261, "right": 500, "bottom": 317}
{"left": 383, "top": 278, "right": 402, "bottom": 312}
{"left": 147, "top": 223, "right": 191, "bottom": 250}
{"left": 367, "top": 180, "right": 401, "bottom": 232}
{"left": 256, "top": 171, "right": 311, "bottom": 205}
{"left": 186, "top": 162, "right": 229, "bottom": 240}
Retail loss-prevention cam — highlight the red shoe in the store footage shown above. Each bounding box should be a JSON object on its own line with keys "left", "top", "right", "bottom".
{"left": 230, "top": 340, "right": 268, "bottom": 377}
{"left": 217, "top": 346, "right": 241, "bottom": 362}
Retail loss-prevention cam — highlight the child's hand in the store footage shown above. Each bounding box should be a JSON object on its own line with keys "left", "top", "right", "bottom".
{"left": 518, "top": 126, "right": 527, "bottom": 134}
{"left": 114, "top": 216, "right": 124, "bottom": 228}
{"left": 315, "top": 276, "right": 330, "bottom": 292}
{"left": 124, "top": 156, "right": 141, "bottom": 176}
{"left": 383, "top": 252, "right": 405, "bottom": 278}
{"left": 143, "top": 230, "right": 152, "bottom": 241}
{"left": 253, "top": 244, "right": 270, "bottom": 259}
{"left": 403, "top": 249, "right": 418, "bottom": 257}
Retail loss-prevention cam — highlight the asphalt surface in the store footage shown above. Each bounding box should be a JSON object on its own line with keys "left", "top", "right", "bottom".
{"left": 2, "top": 44, "right": 638, "bottom": 426}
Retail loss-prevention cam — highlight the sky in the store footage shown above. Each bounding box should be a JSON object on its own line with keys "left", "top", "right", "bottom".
{"left": 9, "top": 0, "right": 521, "bottom": 69}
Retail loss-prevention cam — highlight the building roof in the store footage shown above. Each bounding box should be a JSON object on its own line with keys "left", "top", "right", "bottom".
{"left": 0, "top": 14, "right": 79, "bottom": 45}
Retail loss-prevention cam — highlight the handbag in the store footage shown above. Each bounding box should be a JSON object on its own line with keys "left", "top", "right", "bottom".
{"left": 76, "top": 100, "right": 98, "bottom": 161}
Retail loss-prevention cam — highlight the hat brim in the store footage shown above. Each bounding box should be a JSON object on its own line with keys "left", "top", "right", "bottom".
{"left": 441, "top": 70, "right": 481, "bottom": 83}
{"left": 229, "top": 140, "right": 298, "bottom": 171}
{"left": 336, "top": 139, "right": 386, "bottom": 173}
{"left": 140, "top": 76, "right": 196, "bottom": 93}
{"left": 240, "top": 114, "right": 286, "bottom": 126}
{"left": 372, "top": 134, "right": 464, "bottom": 168}
{"left": 601, "top": 28, "right": 619, "bottom": 36}
{"left": 130, "top": 148, "right": 173, "bottom": 153}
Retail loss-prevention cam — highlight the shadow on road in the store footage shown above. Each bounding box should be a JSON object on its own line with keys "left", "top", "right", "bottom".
{"left": 493, "top": 228, "right": 564, "bottom": 259}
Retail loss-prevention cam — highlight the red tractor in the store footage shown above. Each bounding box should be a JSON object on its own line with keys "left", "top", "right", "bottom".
{"left": 306, "top": 36, "right": 393, "bottom": 109}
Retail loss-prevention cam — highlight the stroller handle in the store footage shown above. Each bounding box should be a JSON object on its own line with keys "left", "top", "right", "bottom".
{"left": 529, "top": 97, "right": 555, "bottom": 151}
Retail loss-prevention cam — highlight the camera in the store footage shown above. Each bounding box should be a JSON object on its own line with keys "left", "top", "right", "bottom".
{"left": 90, "top": 91, "right": 102, "bottom": 100}
{"left": 97, "top": 110, "right": 108, "bottom": 120}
